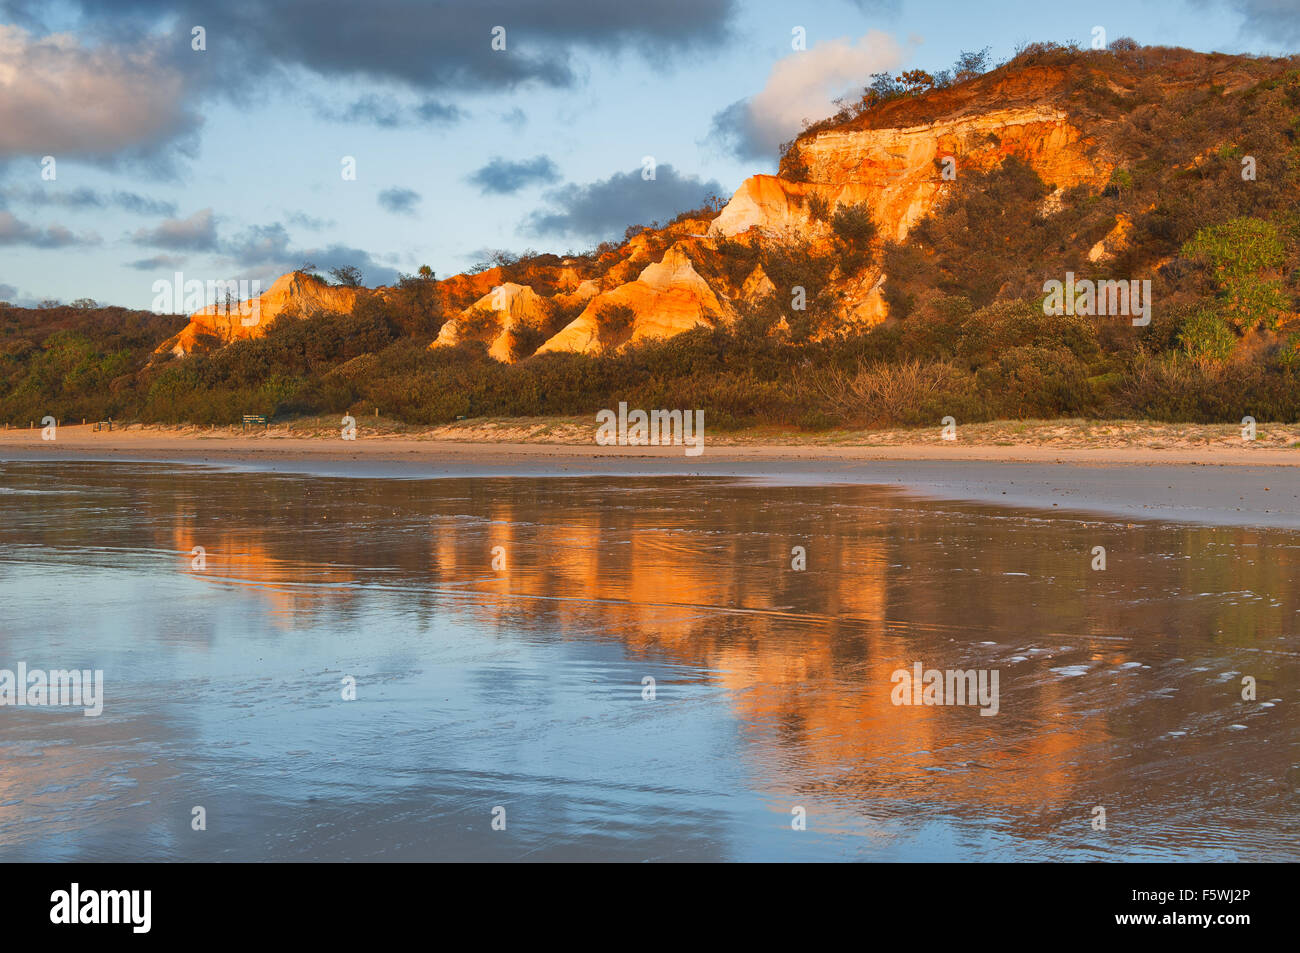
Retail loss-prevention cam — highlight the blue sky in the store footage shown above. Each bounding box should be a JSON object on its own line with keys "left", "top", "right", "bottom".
{"left": 0, "top": 0, "right": 1293, "bottom": 310}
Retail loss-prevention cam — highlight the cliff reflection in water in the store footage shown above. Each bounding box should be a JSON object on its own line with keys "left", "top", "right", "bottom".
{"left": 0, "top": 461, "right": 1295, "bottom": 861}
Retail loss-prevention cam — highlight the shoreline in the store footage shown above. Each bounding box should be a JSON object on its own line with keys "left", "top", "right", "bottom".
{"left": 2, "top": 418, "right": 1299, "bottom": 466}
{"left": 2, "top": 422, "right": 1299, "bottom": 529}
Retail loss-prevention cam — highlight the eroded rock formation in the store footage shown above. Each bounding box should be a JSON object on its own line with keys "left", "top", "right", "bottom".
{"left": 154, "top": 271, "right": 361, "bottom": 358}
{"left": 156, "top": 65, "right": 1115, "bottom": 364}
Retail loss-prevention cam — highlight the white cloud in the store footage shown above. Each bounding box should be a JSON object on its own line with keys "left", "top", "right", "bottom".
{"left": 710, "top": 31, "right": 906, "bottom": 160}
{"left": 0, "top": 25, "right": 196, "bottom": 160}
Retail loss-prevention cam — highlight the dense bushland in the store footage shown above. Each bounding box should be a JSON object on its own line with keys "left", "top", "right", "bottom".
{"left": 7, "top": 283, "right": 1298, "bottom": 430}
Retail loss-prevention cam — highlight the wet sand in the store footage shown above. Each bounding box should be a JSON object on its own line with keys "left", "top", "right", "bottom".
{"left": 2, "top": 424, "right": 1298, "bottom": 528}
{"left": 1, "top": 462, "right": 1296, "bottom": 861}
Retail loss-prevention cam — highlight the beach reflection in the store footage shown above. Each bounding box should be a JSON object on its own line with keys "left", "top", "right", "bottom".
{"left": 0, "top": 461, "right": 1295, "bottom": 860}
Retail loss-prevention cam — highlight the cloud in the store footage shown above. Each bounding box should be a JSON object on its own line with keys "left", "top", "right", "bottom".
{"left": 461, "top": 246, "right": 508, "bottom": 266}
{"left": 1, "top": 0, "right": 738, "bottom": 169}
{"left": 320, "top": 94, "right": 464, "bottom": 127}
{"left": 709, "top": 30, "right": 905, "bottom": 161}
{"left": 132, "top": 208, "right": 218, "bottom": 251}
{"left": 0, "top": 0, "right": 741, "bottom": 177}
{"left": 414, "top": 100, "right": 463, "bottom": 123}
{"left": 377, "top": 187, "right": 421, "bottom": 215}
{"left": 1199, "top": 0, "right": 1300, "bottom": 43}
{"left": 7, "top": 0, "right": 737, "bottom": 95}
{"left": 127, "top": 254, "right": 187, "bottom": 271}
{"left": 222, "top": 222, "right": 400, "bottom": 286}
{"left": 0, "top": 25, "right": 199, "bottom": 161}
{"left": 0, "top": 0, "right": 738, "bottom": 168}
{"left": 99, "top": 191, "right": 179, "bottom": 216}
{"left": 284, "top": 210, "right": 334, "bottom": 231}
{"left": 223, "top": 223, "right": 294, "bottom": 269}
{"left": 524, "top": 164, "right": 723, "bottom": 241}
{"left": 0, "top": 185, "right": 177, "bottom": 216}
{"left": 0, "top": 210, "right": 99, "bottom": 247}
{"left": 308, "top": 247, "right": 401, "bottom": 287}
{"left": 468, "top": 155, "right": 561, "bottom": 195}
{"left": 0, "top": 283, "right": 18, "bottom": 301}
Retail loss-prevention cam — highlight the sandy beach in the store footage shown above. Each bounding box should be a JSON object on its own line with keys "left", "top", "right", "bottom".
{"left": 3, "top": 416, "right": 1300, "bottom": 463}
{"left": 2, "top": 419, "right": 1298, "bottom": 528}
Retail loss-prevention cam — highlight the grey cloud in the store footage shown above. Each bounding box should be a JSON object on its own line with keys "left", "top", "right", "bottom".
{"left": 1207, "top": 0, "right": 1300, "bottom": 43}
{"left": 321, "top": 95, "right": 464, "bottom": 128}
{"left": 0, "top": 210, "right": 100, "bottom": 248}
{"left": 222, "top": 223, "right": 294, "bottom": 269}
{"left": 108, "top": 191, "right": 180, "bottom": 216}
{"left": 469, "top": 155, "right": 561, "bottom": 195}
{"left": 0, "top": 185, "right": 177, "bottom": 216}
{"left": 524, "top": 164, "right": 723, "bottom": 241}
{"left": 2, "top": 0, "right": 737, "bottom": 166}
{"left": 127, "top": 254, "right": 187, "bottom": 271}
{"left": 222, "top": 222, "right": 400, "bottom": 286}
{"left": 414, "top": 100, "right": 463, "bottom": 123}
{"left": 1, "top": 0, "right": 737, "bottom": 169}
{"left": 131, "top": 208, "right": 217, "bottom": 251}
{"left": 309, "top": 247, "right": 401, "bottom": 287}
{"left": 8, "top": 0, "right": 737, "bottom": 94}
{"left": 377, "top": 188, "right": 421, "bottom": 215}
{"left": 707, "top": 98, "right": 770, "bottom": 162}
{"left": 284, "top": 211, "right": 335, "bottom": 231}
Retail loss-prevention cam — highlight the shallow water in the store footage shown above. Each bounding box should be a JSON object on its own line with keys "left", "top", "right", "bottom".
{"left": 0, "top": 460, "right": 1295, "bottom": 861}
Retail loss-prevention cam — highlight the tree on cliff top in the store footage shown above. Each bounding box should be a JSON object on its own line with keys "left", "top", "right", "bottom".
{"left": 329, "top": 265, "right": 364, "bottom": 288}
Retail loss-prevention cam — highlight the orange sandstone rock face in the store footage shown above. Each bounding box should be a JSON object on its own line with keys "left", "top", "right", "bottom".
{"left": 433, "top": 282, "right": 550, "bottom": 363}
{"left": 537, "top": 245, "right": 730, "bottom": 356}
{"left": 435, "top": 268, "right": 508, "bottom": 311}
{"left": 700, "top": 104, "right": 1109, "bottom": 333}
{"left": 718, "top": 105, "right": 1107, "bottom": 245}
{"left": 1088, "top": 213, "right": 1134, "bottom": 262}
{"left": 153, "top": 272, "right": 361, "bottom": 358}
{"left": 708, "top": 176, "right": 877, "bottom": 242}
{"left": 838, "top": 270, "right": 889, "bottom": 325}
{"left": 740, "top": 264, "right": 776, "bottom": 304}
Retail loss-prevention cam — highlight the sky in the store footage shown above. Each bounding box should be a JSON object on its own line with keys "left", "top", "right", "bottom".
{"left": 0, "top": 0, "right": 1296, "bottom": 310}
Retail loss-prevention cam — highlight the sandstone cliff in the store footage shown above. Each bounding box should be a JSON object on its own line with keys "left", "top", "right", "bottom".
{"left": 161, "top": 50, "right": 1263, "bottom": 365}
{"left": 433, "top": 282, "right": 551, "bottom": 363}
{"left": 157, "top": 69, "right": 1117, "bottom": 363}
{"left": 746, "top": 104, "right": 1107, "bottom": 244}
{"left": 535, "top": 245, "right": 731, "bottom": 355}
{"left": 154, "top": 271, "right": 361, "bottom": 358}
